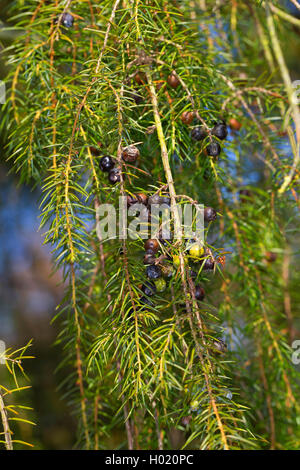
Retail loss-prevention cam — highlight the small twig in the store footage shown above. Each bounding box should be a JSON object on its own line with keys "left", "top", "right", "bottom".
{"left": 0, "top": 392, "right": 13, "bottom": 450}
{"left": 266, "top": 3, "right": 300, "bottom": 194}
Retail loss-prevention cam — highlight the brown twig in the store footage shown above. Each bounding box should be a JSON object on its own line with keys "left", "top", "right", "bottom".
{"left": 0, "top": 391, "right": 13, "bottom": 450}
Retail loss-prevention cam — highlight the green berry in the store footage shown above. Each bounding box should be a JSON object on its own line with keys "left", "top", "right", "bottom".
{"left": 154, "top": 278, "right": 166, "bottom": 293}
{"left": 173, "top": 255, "right": 180, "bottom": 267}
{"left": 189, "top": 243, "right": 204, "bottom": 260}
{"left": 190, "top": 400, "right": 199, "bottom": 411}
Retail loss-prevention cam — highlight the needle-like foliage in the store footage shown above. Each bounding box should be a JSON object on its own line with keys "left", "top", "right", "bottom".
{"left": 0, "top": 342, "right": 35, "bottom": 450}
{"left": 1, "top": 0, "right": 300, "bottom": 450}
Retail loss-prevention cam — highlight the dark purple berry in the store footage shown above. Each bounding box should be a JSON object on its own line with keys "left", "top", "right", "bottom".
{"left": 204, "top": 257, "right": 214, "bottom": 270}
{"left": 61, "top": 13, "right": 74, "bottom": 28}
{"left": 108, "top": 167, "right": 121, "bottom": 184}
{"left": 191, "top": 126, "right": 206, "bottom": 141}
{"left": 206, "top": 142, "right": 221, "bottom": 157}
{"left": 211, "top": 123, "right": 227, "bottom": 140}
{"left": 195, "top": 285, "right": 205, "bottom": 301}
{"left": 141, "top": 282, "right": 156, "bottom": 297}
{"left": 204, "top": 207, "right": 217, "bottom": 222}
{"left": 146, "top": 265, "right": 161, "bottom": 280}
{"left": 100, "top": 155, "right": 115, "bottom": 172}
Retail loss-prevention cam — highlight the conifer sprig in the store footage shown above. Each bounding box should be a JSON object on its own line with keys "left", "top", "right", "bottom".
{"left": 2, "top": 0, "right": 299, "bottom": 449}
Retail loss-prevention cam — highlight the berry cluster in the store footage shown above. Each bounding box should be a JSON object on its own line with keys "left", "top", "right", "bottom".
{"left": 93, "top": 69, "right": 228, "bottom": 353}
{"left": 190, "top": 119, "right": 228, "bottom": 158}
{"left": 165, "top": 70, "right": 244, "bottom": 160}
{"left": 138, "top": 204, "right": 218, "bottom": 310}
{"left": 97, "top": 145, "right": 140, "bottom": 185}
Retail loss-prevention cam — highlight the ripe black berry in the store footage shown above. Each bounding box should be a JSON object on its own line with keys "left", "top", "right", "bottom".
{"left": 108, "top": 167, "right": 121, "bottom": 184}
{"left": 204, "top": 257, "right": 214, "bottom": 270}
{"left": 167, "top": 71, "right": 180, "bottom": 89}
{"left": 211, "top": 123, "right": 227, "bottom": 140}
{"left": 122, "top": 145, "right": 140, "bottom": 163}
{"left": 195, "top": 285, "right": 205, "bottom": 301}
{"left": 206, "top": 142, "right": 221, "bottom": 157}
{"left": 61, "top": 13, "right": 74, "bottom": 28}
{"left": 144, "top": 253, "right": 156, "bottom": 265}
{"left": 141, "top": 282, "right": 156, "bottom": 296}
{"left": 191, "top": 126, "right": 207, "bottom": 141}
{"left": 100, "top": 155, "right": 115, "bottom": 172}
{"left": 146, "top": 265, "right": 162, "bottom": 280}
{"left": 145, "top": 239, "right": 159, "bottom": 253}
{"left": 204, "top": 207, "right": 217, "bottom": 222}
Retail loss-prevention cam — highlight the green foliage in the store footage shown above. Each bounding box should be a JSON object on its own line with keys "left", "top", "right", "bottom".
{"left": 1, "top": 0, "right": 300, "bottom": 450}
{"left": 0, "top": 342, "right": 35, "bottom": 449}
